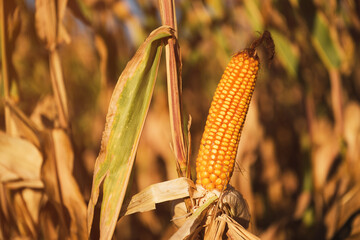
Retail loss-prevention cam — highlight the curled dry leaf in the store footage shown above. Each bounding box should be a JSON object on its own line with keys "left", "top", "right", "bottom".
{"left": 0, "top": 132, "right": 43, "bottom": 188}
{"left": 121, "top": 177, "right": 195, "bottom": 216}
{"left": 220, "top": 185, "right": 251, "bottom": 229}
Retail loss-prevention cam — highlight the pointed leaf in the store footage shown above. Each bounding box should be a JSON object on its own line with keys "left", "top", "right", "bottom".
{"left": 311, "top": 12, "right": 342, "bottom": 70}
{"left": 87, "top": 26, "right": 174, "bottom": 240}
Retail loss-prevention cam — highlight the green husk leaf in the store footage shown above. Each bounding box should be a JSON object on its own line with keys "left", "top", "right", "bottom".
{"left": 87, "top": 25, "right": 174, "bottom": 240}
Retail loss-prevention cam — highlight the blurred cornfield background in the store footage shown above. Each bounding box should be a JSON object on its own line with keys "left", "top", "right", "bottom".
{"left": 1, "top": 0, "right": 360, "bottom": 239}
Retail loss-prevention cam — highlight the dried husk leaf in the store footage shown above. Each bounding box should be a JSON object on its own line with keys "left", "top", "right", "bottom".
{"left": 222, "top": 214, "right": 260, "bottom": 240}
{"left": 170, "top": 195, "right": 218, "bottom": 240}
{"left": 121, "top": 177, "right": 194, "bottom": 216}
{"left": 220, "top": 185, "right": 251, "bottom": 229}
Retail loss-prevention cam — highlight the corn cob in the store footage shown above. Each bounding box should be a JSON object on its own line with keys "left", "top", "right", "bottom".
{"left": 195, "top": 48, "right": 260, "bottom": 191}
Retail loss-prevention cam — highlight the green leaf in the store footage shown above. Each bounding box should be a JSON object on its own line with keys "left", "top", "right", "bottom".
{"left": 270, "top": 29, "right": 299, "bottom": 77}
{"left": 311, "top": 12, "right": 342, "bottom": 70}
{"left": 87, "top": 26, "right": 174, "bottom": 240}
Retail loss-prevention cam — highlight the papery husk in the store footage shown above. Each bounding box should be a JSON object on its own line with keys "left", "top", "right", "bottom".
{"left": 171, "top": 184, "right": 253, "bottom": 239}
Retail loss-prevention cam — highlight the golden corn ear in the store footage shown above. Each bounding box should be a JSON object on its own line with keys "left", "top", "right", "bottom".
{"left": 195, "top": 50, "right": 259, "bottom": 191}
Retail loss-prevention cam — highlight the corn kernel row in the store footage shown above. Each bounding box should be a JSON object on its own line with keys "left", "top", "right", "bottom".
{"left": 195, "top": 50, "right": 259, "bottom": 191}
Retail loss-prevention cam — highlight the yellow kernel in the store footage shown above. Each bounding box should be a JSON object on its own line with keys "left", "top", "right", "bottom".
{"left": 214, "top": 164, "right": 222, "bottom": 169}
{"left": 201, "top": 178, "right": 210, "bottom": 185}
{"left": 224, "top": 133, "right": 231, "bottom": 139}
{"left": 200, "top": 171, "right": 209, "bottom": 178}
{"left": 215, "top": 178, "right": 222, "bottom": 186}
{"left": 220, "top": 173, "right": 227, "bottom": 179}
{"left": 209, "top": 174, "right": 217, "bottom": 182}
{"left": 214, "top": 169, "right": 221, "bottom": 176}
{"left": 216, "top": 184, "right": 224, "bottom": 191}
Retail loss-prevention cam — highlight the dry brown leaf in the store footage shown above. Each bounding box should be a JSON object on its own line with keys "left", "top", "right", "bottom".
{"left": 5, "top": 100, "right": 41, "bottom": 148}
{"left": 12, "top": 191, "right": 38, "bottom": 238}
{"left": 293, "top": 191, "right": 311, "bottom": 220}
{"left": 35, "top": 0, "right": 70, "bottom": 49}
{"left": 222, "top": 214, "right": 260, "bottom": 240}
{"left": 325, "top": 185, "right": 360, "bottom": 239}
{"left": 35, "top": 0, "right": 57, "bottom": 49}
{"left": 30, "top": 95, "right": 58, "bottom": 131}
{"left": 259, "top": 222, "right": 283, "bottom": 240}
{"left": 121, "top": 177, "right": 195, "bottom": 216}
{"left": 39, "top": 199, "right": 62, "bottom": 240}
{"left": 41, "top": 129, "right": 87, "bottom": 239}
{"left": 311, "top": 117, "right": 340, "bottom": 191}
{"left": 49, "top": 51, "right": 69, "bottom": 128}
{"left": 344, "top": 102, "right": 360, "bottom": 179}
{"left": 0, "top": 132, "right": 43, "bottom": 184}
{"left": 204, "top": 216, "right": 226, "bottom": 240}
{"left": 170, "top": 195, "right": 218, "bottom": 240}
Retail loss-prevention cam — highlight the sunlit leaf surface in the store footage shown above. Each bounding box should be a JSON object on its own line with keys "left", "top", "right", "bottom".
{"left": 87, "top": 26, "right": 174, "bottom": 240}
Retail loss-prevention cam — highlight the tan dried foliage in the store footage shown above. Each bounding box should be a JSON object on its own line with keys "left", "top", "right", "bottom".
{"left": 1, "top": 0, "right": 360, "bottom": 239}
